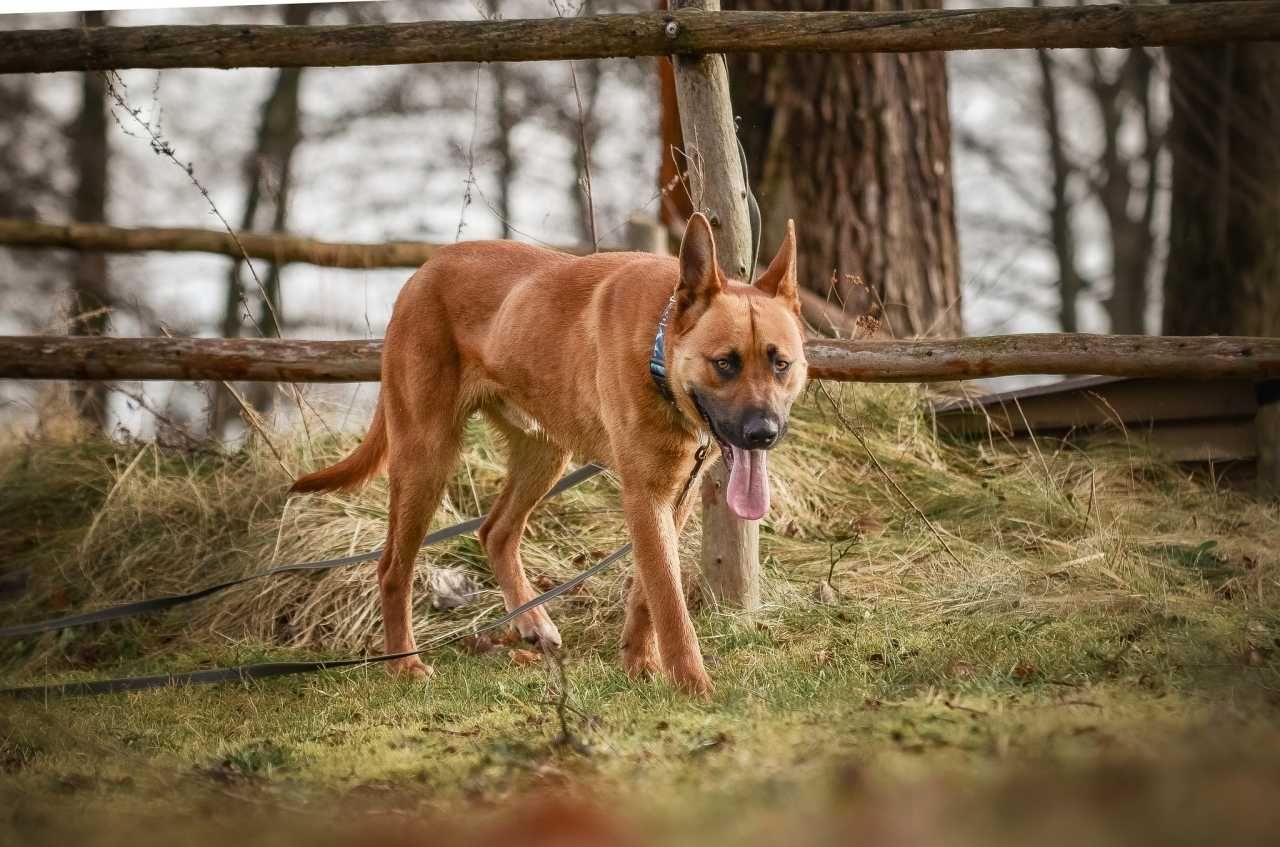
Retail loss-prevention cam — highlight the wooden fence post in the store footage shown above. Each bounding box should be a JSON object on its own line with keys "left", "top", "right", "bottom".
{"left": 668, "top": 0, "right": 760, "bottom": 611}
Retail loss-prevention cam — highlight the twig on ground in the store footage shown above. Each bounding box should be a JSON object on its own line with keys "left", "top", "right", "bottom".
{"left": 541, "top": 642, "right": 592, "bottom": 755}
{"left": 827, "top": 534, "right": 860, "bottom": 585}
{"left": 943, "top": 699, "right": 987, "bottom": 715}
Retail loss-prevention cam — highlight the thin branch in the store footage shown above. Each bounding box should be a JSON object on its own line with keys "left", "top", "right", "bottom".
{"left": 816, "top": 382, "right": 964, "bottom": 569}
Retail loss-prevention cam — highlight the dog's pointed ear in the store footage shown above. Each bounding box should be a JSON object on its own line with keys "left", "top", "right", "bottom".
{"left": 755, "top": 219, "right": 798, "bottom": 305}
{"left": 674, "top": 212, "right": 723, "bottom": 329}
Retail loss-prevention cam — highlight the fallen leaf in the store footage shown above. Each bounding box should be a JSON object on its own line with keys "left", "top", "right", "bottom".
{"left": 508, "top": 648, "right": 542, "bottom": 667}
{"left": 459, "top": 634, "right": 497, "bottom": 655}
{"left": 1012, "top": 660, "right": 1037, "bottom": 681}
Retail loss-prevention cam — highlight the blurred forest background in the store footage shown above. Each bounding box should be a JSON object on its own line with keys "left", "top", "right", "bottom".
{"left": 1, "top": 0, "right": 1276, "bottom": 440}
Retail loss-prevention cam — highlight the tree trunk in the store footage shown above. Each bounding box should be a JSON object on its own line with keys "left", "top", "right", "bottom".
{"left": 1033, "top": 44, "right": 1082, "bottom": 333}
{"left": 490, "top": 61, "right": 516, "bottom": 240}
{"left": 726, "top": 0, "right": 961, "bottom": 338}
{"left": 1087, "top": 47, "right": 1160, "bottom": 335}
{"left": 68, "top": 9, "right": 112, "bottom": 430}
{"left": 215, "top": 4, "right": 310, "bottom": 433}
{"left": 486, "top": 0, "right": 516, "bottom": 240}
{"left": 1163, "top": 5, "right": 1280, "bottom": 337}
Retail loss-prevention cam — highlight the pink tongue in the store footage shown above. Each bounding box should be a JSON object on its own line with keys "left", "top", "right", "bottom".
{"left": 726, "top": 446, "right": 770, "bottom": 521}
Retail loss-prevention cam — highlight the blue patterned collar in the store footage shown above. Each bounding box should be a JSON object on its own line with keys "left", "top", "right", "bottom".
{"left": 649, "top": 295, "right": 677, "bottom": 403}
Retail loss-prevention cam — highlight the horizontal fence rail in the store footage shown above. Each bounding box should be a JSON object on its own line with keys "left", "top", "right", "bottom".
{"left": 0, "top": 218, "right": 594, "bottom": 267}
{"left": 3, "top": 3, "right": 1279, "bottom": 75}
{"left": 0, "top": 216, "right": 862, "bottom": 339}
{"left": 0, "top": 218, "right": 445, "bottom": 269}
{"left": 4, "top": 335, "right": 1280, "bottom": 384}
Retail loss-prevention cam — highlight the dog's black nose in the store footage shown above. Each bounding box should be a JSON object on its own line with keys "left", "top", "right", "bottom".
{"left": 742, "top": 413, "right": 779, "bottom": 449}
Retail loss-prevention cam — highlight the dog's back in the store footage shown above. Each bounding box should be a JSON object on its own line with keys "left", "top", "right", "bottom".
{"left": 292, "top": 242, "right": 677, "bottom": 493}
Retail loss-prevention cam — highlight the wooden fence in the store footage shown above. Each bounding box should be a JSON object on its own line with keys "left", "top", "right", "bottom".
{"left": 2, "top": 3, "right": 1278, "bottom": 73}
{"left": 4, "top": 334, "right": 1280, "bottom": 384}
{"left": 3, "top": 2, "right": 1279, "bottom": 610}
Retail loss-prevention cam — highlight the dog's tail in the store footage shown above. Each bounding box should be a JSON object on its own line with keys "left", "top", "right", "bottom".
{"left": 290, "top": 398, "right": 388, "bottom": 494}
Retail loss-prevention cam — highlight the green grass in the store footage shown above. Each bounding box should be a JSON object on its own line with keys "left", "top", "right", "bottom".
{"left": 2, "top": 383, "right": 1279, "bottom": 845}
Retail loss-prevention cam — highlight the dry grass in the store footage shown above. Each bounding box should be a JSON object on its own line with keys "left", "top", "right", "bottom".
{"left": 2, "top": 382, "right": 1279, "bottom": 845}
{"left": 2, "top": 381, "right": 1273, "bottom": 668}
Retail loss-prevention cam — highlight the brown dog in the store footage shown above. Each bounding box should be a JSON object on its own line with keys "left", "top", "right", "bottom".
{"left": 290, "top": 213, "right": 807, "bottom": 695}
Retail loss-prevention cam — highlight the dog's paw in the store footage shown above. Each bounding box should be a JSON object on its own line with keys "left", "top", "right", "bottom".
{"left": 621, "top": 645, "right": 659, "bottom": 680}
{"left": 387, "top": 656, "right": 434, "bottom": 681}
{"left": 513, "top": 606, "right": 562, "bottom": 650}
{"left": 669, "top": 664, "right": 714, "bottom": 700}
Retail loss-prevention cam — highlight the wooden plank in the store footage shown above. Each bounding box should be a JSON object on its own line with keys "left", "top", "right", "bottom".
{"left": 3, "top": 3, "right": 1279, "bottom": 75}
{"left": 0, "top": 337, "right": 382, "bottom": 382}
{"left": 805, "top": 334, "right": 1280, "bottom": 382}
{"left": 1012, "top": 419, "right": 1258, "bottom": 463}
{"left": 933, "top": 378, "right": 1259, "bottom": 436}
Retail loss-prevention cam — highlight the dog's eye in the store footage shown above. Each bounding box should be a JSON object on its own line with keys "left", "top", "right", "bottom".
{"left": 774, "top": 359, "right": 791, "bottom": 373}
{"left": 714, "top": 358, "right": 733, "bottom": 373}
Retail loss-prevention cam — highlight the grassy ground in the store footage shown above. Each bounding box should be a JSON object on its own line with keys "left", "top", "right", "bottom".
{"left": 2, "top": 383, "right": 1279, "bottom": 845}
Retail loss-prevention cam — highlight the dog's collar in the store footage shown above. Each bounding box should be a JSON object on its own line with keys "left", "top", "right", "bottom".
{"left": 649, "top": 294, "right": 677, "bottom": 404}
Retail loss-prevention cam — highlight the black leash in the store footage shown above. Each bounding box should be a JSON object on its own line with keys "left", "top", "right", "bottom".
{"left": 1, "top": 446, "right": 710, "bottom": 700}
{"left": 0, "top": 462, "right": 604, "bottom": 640}
{"left": 0, "top": 543, "right": 635, "bottom": 700}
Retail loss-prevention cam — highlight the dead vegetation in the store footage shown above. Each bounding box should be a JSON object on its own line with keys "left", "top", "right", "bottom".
{"left": 1, "top": 381, "right": 1278, "bottom": 844}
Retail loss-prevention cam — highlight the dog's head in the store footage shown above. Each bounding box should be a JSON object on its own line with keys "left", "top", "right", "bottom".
{"left": 666, "top": 213, "right": 808, "bottom": 521}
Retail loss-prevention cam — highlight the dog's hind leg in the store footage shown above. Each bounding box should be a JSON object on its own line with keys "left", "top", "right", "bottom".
{"left": 478, "top": 423, "right": 570, "bottom": 648}
{"left": 376, "top": 378, "right": 466, "bottom": 679}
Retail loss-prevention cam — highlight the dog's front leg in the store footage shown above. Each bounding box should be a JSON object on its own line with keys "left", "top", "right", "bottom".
{"left": 622, "top": 485, "right": 701, "bottom": 681}
{"left": 622, "top": 487, "right": 712, "bottom": 697}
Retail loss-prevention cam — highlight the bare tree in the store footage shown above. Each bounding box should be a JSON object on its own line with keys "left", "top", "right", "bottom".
{"left": 1085, "top": 46, "right": 1163, "bottom": 335}
{"left": 215, "top": 3, "right": 312, "bottom": 433}
{"left": 725, "top": 0, "right": 962, "bottom": 338}
{"left": 1034, "top": 43, "right": 1083, "bottom": 333}
{"left": 1163, "top": 7, "right": 1280, "bottom": 336}
{"left": 0, "top": 76, "right": 71, "bottom": 329}
{"left": 69, "top": 10, "right": 113, "bottom": 429}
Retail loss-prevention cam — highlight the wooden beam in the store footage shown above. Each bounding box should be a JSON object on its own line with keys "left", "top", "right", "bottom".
{"left": 0, "top": 218, "right": 445, "bottom": 269}
{"left": 3, "top": 3, "right": 1278, "bottom": 75}
{"left": 803, "top": 334, "right": 1280, "bottom": 382}
{"left": 6, "top": 334, "right": 1280, "bottom": 383}
{"left": 670, "top": 0, "right": 760, "bottom": 612}
{"left": 0, "top": 337, "right": 382, "bottom": 382}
